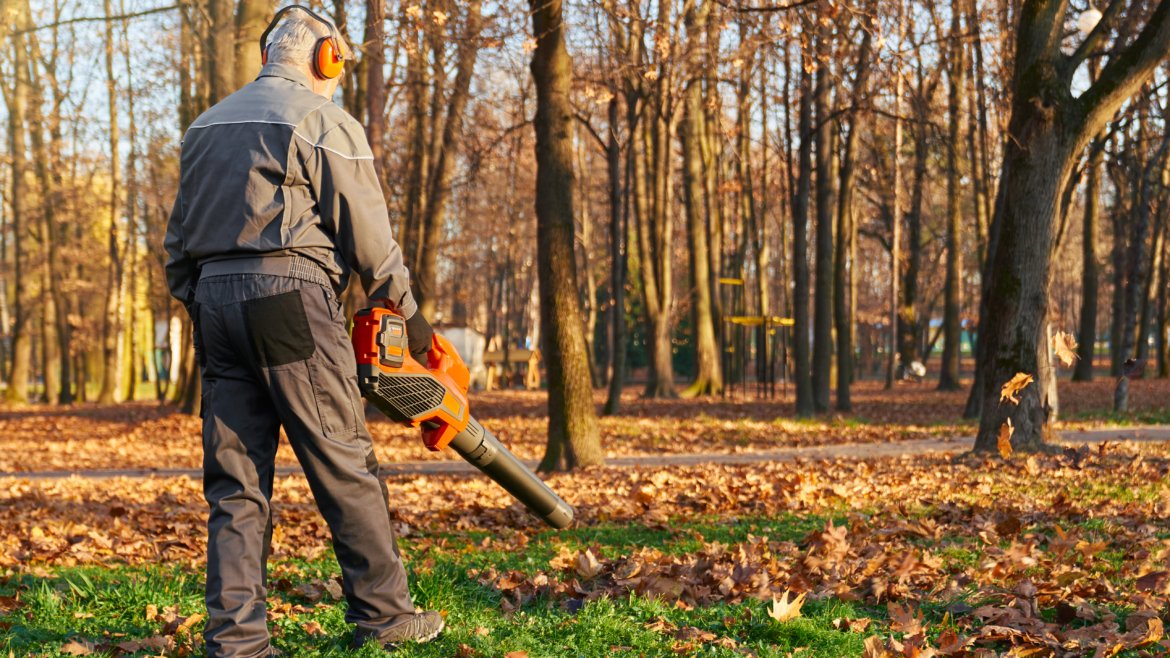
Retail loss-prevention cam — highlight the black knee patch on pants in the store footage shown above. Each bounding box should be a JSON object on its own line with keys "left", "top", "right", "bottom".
{"left": 244, "top": 291, "right": 316, "bottom": 367}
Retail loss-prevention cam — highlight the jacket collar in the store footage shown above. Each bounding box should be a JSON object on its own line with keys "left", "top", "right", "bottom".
{"left": 258, "top": 62, "right": 314, "bottom": 89}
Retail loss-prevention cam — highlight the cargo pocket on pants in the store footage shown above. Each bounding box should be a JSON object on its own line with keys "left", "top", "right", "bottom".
{"left": 243, "top": 291, "right": 317, "bottom": 367}
{"left": 301, "top": 287, "right": 359, "bottom": 440}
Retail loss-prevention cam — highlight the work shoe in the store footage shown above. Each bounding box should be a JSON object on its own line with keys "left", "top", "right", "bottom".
{"left": 352, "top": 611, "right": 445, "bottom": 649}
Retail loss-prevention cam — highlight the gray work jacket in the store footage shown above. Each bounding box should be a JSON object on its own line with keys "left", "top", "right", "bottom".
{"left": 164, "top": 62, "right": 416, "bottom": 318}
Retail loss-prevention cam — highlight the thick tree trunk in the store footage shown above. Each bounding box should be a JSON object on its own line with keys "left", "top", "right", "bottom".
{"left": 529, "top": 0, "right": 603, "bottom": 471}
{"left": 234, "top": 0, "right": 268, "bottom": 89}
{"left": 680, "top": 1, "right": 721, "bottom": 398}
{"left": 207, "top": 0, "right": 236, "bottom": 103}
{"left": 3, "top": 19, "right": 32, "bottom": 404}
{"left": 972, "top": 127, "right": 1072, "bottom": 452}
{"left": 98, "top": 0, "right": 123, "bottom": 404}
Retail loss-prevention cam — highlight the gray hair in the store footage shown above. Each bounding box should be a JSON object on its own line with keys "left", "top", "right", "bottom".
{"left": 265, "top": 7, "right": 345, "bottom": 67}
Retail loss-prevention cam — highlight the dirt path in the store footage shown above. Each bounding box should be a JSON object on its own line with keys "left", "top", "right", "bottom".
{"left": 4, "top": 425, "right": 1169, "bottom": 480}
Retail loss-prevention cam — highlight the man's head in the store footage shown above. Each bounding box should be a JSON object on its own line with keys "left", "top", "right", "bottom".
{"left": 263, "top": 7, "right": 348, "bottom": 98}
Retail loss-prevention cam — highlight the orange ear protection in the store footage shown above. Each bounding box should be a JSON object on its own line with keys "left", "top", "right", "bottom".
{"left": 259, "top": 5, "right": 349, "bottom": 80}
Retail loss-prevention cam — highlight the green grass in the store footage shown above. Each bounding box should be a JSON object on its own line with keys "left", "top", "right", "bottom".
{"left": 1065, "top": 407, "right": 1170, "bottom": 426}
{"left": 1, "top": 515, "right": 878, "bottom": 657}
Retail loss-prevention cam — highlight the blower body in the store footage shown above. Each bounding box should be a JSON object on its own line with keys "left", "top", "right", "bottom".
{"left": 352, "top": 307, "right": 574, "bottom": 529}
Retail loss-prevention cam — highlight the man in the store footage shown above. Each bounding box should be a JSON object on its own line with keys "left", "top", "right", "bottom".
{"left": 164, "top": 7, "right": 443, "bottom": 656}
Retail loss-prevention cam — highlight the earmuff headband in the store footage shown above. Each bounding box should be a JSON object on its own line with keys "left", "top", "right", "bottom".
{"left": 259, "top": 4, "right": 349, "bottom": 75}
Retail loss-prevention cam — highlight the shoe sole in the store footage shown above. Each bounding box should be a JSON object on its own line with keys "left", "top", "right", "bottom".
{"left": 381, "top": 618, "right": 445, "bottom": 649}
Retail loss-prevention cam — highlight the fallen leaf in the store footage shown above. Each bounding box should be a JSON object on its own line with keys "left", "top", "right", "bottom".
{"left": 1000, "top": 373, "right": 1034, "bottom": 405}
{"left": 60, "top": 639, "right": 95, "bottom": 656}
{"left": 504, "top": 652, "right": 529, "bottom": 658}
{"left": 887, "top": 602, "right": 924, "bottom": 635}
{"left": 302, "top": 620, "right": 325, "bottom": 636}
{"left": 767, "top": 590, "right": 806, "bottom": 622}
{"left": 863, "top": 635, "right": 892, "bottom": 658}
{"left": 324, "top": 578, "right": 343, "bottom": 600}
{"left": 575, "top": 549, "right": 603, "bottom": 580}
{"left": 998, "top": 419, "right": 1014, "bottom": 459}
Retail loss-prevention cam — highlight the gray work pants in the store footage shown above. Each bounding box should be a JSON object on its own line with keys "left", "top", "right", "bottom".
{"left": 192, "top": 274, "right": 415, "bottom": 658}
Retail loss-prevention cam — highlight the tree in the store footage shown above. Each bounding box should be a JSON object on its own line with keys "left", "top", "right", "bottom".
{"left": 790, "top": 34, "right": 814, "bottom": 417}
{"left": 834, "top": 6, "right": 875, "bottom": 411}
{"left": 811, "top": 19, "right": 833, "bottom": 413}
{"left": 972, "top": 0, "right": 1170, "bottom": 453}
{"left": 938, "top": 1, "right": 965, "bottom": 391}
{"left": 680, "top": 0, "right": 722, "bottom": 398}
{"left": 529, "top": 0, "right": 604, "bottom": 471}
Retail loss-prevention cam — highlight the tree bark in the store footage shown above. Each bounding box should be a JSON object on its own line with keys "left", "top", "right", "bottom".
{"left": 681, "top": 0, "right": 721, "bottom": 398}
{"left": 207, "top": 0, "right": 236, "bottom": 103}
{"left": 364, "top": 0, "right": 386, "bottom": 181}
{"left": 603, "top": 95, "right": 628, "bottom": 414}
{"left": 530, "top": 0, "right": 603, "bottom": 471}
{"left": 834, "top": 14, "right": 873, "bottom": 410}
{"left": 98, "top": 0, "right": 123, "bottom": 404}
{"left": 791, "top": 46, "right": 814, "bottom": 416}
{"left": 1073, "top": 139, "right": 1104, "bottom": 381}
{"left": 3, "top": 10, "right": 33, "bottom": 404}
{"left": 811, "top": 23, "right": 833, "bottom": 412}
{"left": 939, "top": 5, "right": 966, "bottom": 391}
{"left": 234, "top": 0, "right": 268, "bottom": 89}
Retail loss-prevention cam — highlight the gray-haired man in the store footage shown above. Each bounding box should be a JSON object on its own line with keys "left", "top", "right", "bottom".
{"left": 165, "top": 6, "right": 443, "bottom": 656}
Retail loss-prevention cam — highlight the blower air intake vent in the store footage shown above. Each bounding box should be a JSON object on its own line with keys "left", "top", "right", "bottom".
{"left": 371, "top": 374, "right": 447, "bottom": 422}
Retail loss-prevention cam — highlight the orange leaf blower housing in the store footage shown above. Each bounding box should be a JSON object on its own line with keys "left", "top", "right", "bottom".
{"left": 352, "top": 307, "right": 574, "bottom": 529}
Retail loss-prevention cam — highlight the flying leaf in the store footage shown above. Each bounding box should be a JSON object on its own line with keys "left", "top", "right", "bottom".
{"left": 997, "top": 419, "right": 1014, "bottom": 459}
{"left": 767, "top": 590, "right": 806, "bottom": 622}
{"left": 1051, "top": 331, "right": 1079, "bottom": 368}
{"left": 999, "top": 373, "right": 1034, "bottom": 405}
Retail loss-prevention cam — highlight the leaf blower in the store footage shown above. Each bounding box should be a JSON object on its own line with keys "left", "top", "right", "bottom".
{"left": 352, "top": 307, "right": 574, "bottom": 529}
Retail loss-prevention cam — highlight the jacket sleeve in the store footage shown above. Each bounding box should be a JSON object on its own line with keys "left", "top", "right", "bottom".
{"left": 304, "top": 117, "right": 419, "bottom": 319}
{"left": 164, "top": 191, "right": 197, "bottom": 306}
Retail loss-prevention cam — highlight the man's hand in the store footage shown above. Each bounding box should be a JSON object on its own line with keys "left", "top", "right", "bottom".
{"left": 405, "top": 311, "right": 434, "bottom": 364}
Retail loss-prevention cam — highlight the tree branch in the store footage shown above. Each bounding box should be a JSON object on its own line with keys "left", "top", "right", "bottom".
{"left": 1079, "top": 0, "right": 1170, "bottom": 143}
{"left": 7, "top": 4, "right": 180, "bottom": 37}
{"left": 1065, "top": 0, "right": 1126, "bottom": 74}
{"left": 711, "top": 0, "right": 820, "bottom": 13}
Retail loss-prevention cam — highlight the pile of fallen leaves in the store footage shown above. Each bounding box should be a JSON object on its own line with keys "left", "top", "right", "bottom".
{"left": 3, "top": 437, "right": 1169, "bottom": 655}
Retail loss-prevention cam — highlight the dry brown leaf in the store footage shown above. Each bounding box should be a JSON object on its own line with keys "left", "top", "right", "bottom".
{"left": 887, "top": 602, "right": 924, "bottom": 635}
{"left": 575, "top": 549, "right": 603, "bottom": 580}
{"left": 324, "top": 578, "right": 343, "bottom": 600}
{"left": 767, "top": 590, "right": 806, "bottom": 622}
{"left": 1051, "top": 331, "right": 1079, "bottom": 367}
{"left": 862, "top": 635, "right": 892, "bottom": 658}
{"left": 998, "top": 419, "right": 1014, "bottom": 459}
{"left": 60, "top": 639, "right": 95, "bottom": 656}
{"left": 1000, "top": 373, "right": 1034, "bottom": 405}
